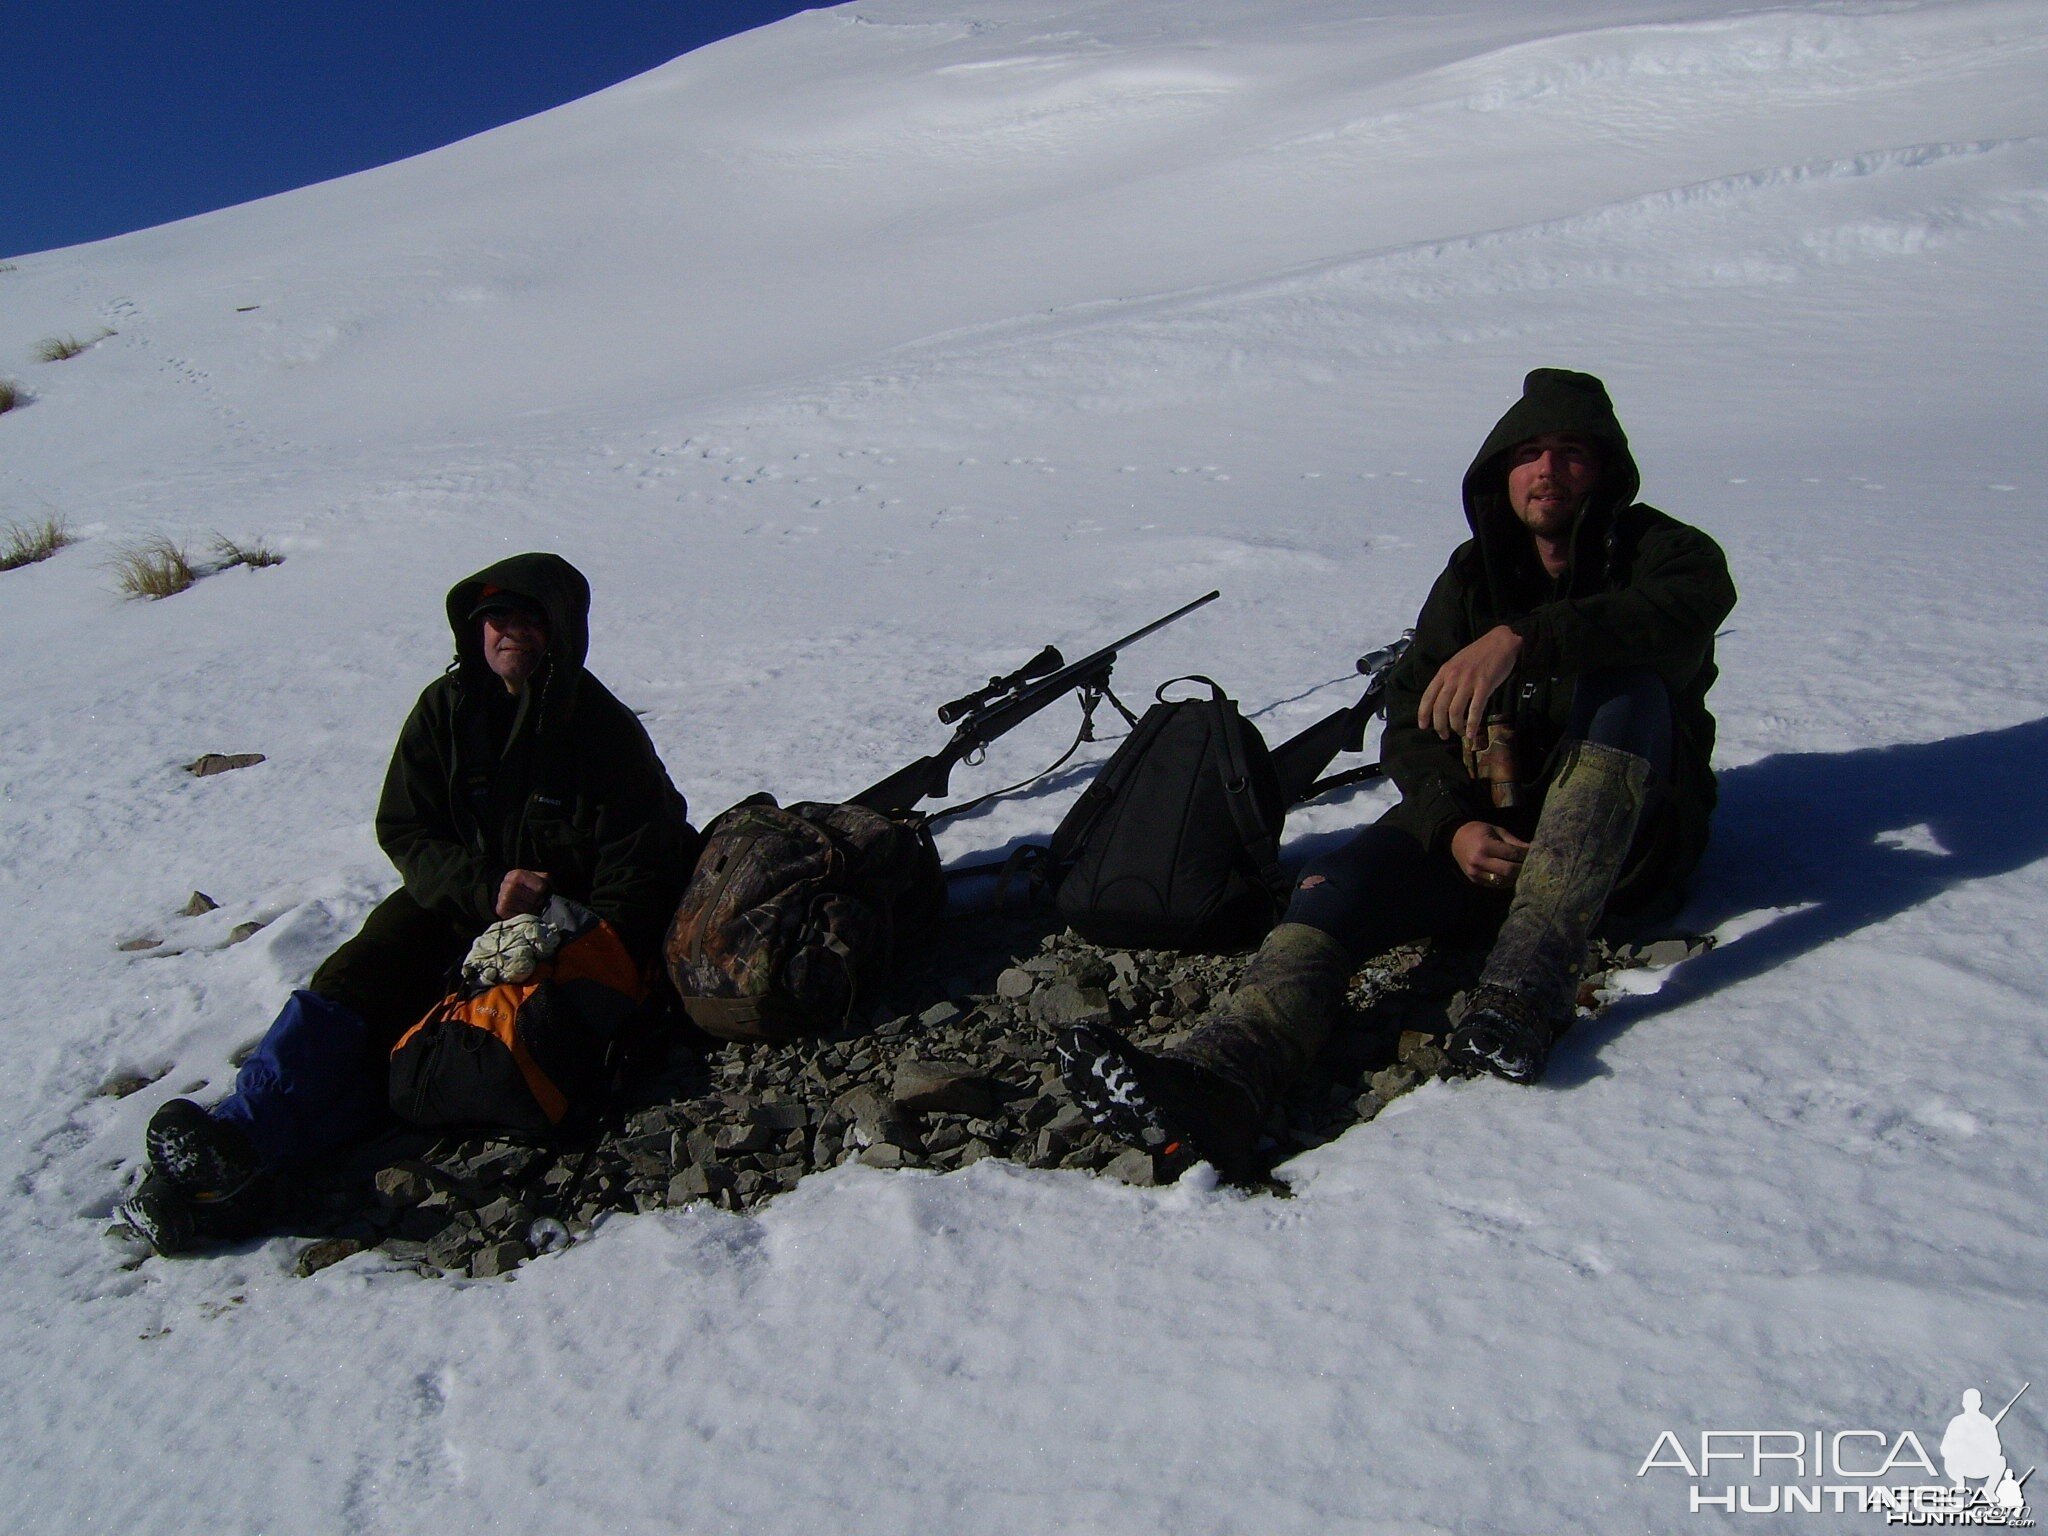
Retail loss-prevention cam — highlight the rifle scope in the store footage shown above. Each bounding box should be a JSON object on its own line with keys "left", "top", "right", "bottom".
{"left": 937, "top": 644, "right": 1065, "bottom": 725}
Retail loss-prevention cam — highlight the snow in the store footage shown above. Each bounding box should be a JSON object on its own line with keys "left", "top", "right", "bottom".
{"left": 3, "top": 0, "right": 2046, "bottom": 1529}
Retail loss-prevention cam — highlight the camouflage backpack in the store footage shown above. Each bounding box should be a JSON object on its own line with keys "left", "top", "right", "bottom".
{"left": 664, "top": 797, "right": 945, "bottom": 1042}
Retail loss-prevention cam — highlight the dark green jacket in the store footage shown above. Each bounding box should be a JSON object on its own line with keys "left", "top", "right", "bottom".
{"left": 374, "top": 552, "right": 696, "bottom": 960}
{"left": 1379, "top": 370, "right": 1737, "bottom": 895}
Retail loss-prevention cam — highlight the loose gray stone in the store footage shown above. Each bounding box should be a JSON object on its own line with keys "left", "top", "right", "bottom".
{"left": 295, "top": 1237, "right": 367, "bottom": 1277}
{"left": 891, "top": 1060, "right": 999, "bottom": 1118}
{"left": 1018, "top": 1094, "right": 1061, "bottom": 1131}
{"left": 470, "top": 1239, "right": 531, "bottom": 1278}
{"left": 94, "top": 1071, "right": 158, "bottom": 1099}
{"left": 831, "top": 1083, "right": 918, "bottom": 1151}
{"left": 1034, "top": 981, "right": 1110, "bottom": 1026}
{"left": 181, "top": 891, "right": 219, "bottom": 916}
{"left": 667, "top": 1165, "right": 733, "bottom": 1203}
{"left": 475, "top": 1196, "right": 530, "bottom": 1232}
{"left": 714, "top": 1122, "right": 777, "bottom": 1156}
{"left": 1104, "top": 1148, "right": 1160, "bottom": 1186}
{"left": 1045, "top": 1103, "right": 1091, "bottom": 1138}
{"left": 995, "top": 968, "right": 1035, "bottom": 999}
{"left": 117, "top": 937, "right": 161, "bottom": 952}
{"left": 184, "top": 752, "right": 266, "bottom": 777}
{"left": 425, "top": 1224, "right": 479, "bottom": 1272}
{"left": 374, "top": 1167, "right": 433, "bottom": 1208}
{"left": 1396, "top": 1032, "right": 1448, "bottom": 1076}
{"left": 1065, "top": 955, "right": 1115, "bottom": 989}
{"left": 917, "top": 1000, "right": 964, "bottom": 1030}
{"left": 226, "top": 920, "right": 266, "bottom": 945}
{"left": 1641, "top": 937, "right": 1699, "bottom": 968}
{"left": 858, "top": 1144, "right": 909, "bottom": 1170}
{"left": 1367, "top": 1064, "right": 1419, "bottom": 1100}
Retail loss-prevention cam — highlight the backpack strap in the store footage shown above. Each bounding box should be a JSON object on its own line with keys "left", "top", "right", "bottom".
{"left": 1209, "top": 689, "right": 1288, "bottom": 911}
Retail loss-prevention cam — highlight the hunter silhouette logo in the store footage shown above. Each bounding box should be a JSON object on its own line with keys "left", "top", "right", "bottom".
{"left": 1637, "top": 1381, "right": 2035, "bottom": 1521}
{"left": 1942, "top": 1386, "right": 2032, "bottom": 1514}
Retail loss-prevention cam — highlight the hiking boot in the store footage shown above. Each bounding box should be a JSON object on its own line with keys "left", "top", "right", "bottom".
{"left": 1445, "top": 984, "right": 1558, "bottom": 1084}
{"left": 1057, "top": 1023, "right": 1259, "bottom": 1181}
{"left": 1468, "top": 740, "right": 1650, "bottom": 1082}
{"left": 145, "top": 1098, "right": 265, "bottom": 1202}
{"left": 118, "top": 1173, "right": 198, "bottom": 1257}
{"left": 1169, "top": 922, "right": 1355, "bottom": 1118}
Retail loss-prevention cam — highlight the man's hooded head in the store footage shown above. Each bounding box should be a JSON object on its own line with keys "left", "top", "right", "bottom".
{"left": 1461, "top": 369, "right": 1642, "bottom": 599}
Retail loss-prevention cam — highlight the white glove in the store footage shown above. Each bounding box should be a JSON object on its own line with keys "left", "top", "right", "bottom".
{"left": 462, "top": 913, "right": 563, "bottom": 988}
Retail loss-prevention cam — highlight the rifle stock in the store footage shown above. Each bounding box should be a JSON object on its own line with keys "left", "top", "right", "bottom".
{"left": 1269, "top": 630, "right": 1413, "bottom": 807}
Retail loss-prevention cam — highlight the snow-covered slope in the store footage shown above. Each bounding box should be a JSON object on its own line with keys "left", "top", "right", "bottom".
{"left": 2, "top": 2, "right": 2044, "bottom": 1530}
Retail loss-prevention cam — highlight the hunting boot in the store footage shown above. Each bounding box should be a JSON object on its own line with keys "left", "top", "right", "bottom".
{"left": 1058, "top": 922, "right": 1352, "bottom": 1180}
{"left": 117, "top": 1173, "right": 198, "bottom": 1257}
{"left": 137, "top": 1098, "right": 272, "bottom": 1248}
{"left": 146, "top": 1098, "right": 265, "bottom": 1201}
{"left": 1448, "top": 739, "right": 1650, "bottom": 1083}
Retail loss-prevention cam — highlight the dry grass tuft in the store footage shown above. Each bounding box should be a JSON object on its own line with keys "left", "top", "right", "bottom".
{"left": 110, "top": 537, "right": 196, "bottom": 600}
{"left": 213, "top": 534, "right": 285, "bottom": 570}
{"left": 1, "top": 515, "right": 76, "bottom": 571}
{"left": 0, "top": 379, "right": 25, "bottom": 414}
{"left": 36, "top": 334, "right": 88, "bottom": 363}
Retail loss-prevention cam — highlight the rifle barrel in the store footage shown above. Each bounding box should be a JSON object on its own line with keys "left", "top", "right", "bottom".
{"left": 1993, "top": 1383, "right": 2031, "bottom": 1426}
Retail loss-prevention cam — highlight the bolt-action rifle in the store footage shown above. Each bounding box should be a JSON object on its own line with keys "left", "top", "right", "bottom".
{"left": 1268, "top": 630, "right": 1413, "bottom": 806}
{"left": 851, "top": 591, "right": 1220, "bottom": 816}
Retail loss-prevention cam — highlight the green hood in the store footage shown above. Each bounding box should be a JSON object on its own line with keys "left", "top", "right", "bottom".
{"left": 1461, "top": 368, "right": 1641, "bottom": 606}
{"left": 443, "top": 552, "right": 592, "bottom": 691}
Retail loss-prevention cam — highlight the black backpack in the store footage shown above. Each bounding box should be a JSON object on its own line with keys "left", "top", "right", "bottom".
{"left": 1048, "top": 639, "right": 1409, "bottom": 952}
{"left": 1050, "top": 678, "right": 1288, "bottom": 952}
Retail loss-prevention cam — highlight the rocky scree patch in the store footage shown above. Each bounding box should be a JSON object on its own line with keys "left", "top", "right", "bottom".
{"left": 216, "top": 910, "right": 1702, "bottom": 1282}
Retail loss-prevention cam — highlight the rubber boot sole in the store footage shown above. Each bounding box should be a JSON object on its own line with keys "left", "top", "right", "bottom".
{"left": 1056, "top": 1023, "right": 1251, "bottom": 1179}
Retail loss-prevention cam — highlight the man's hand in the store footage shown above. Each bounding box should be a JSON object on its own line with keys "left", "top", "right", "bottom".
{"left": 1451, "top": 821, "right": 1528, "bottom": 889}
{"left": 495, "top": 868, "right": 552, "bottom": 919}
{"left": 1418, "top": 624, "right": 1524, "bottom": 743}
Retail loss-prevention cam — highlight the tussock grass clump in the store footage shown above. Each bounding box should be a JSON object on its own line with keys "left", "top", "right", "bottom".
{"left": 1, "top": 516, "right": 76, "bottom": 571}
{"left": 36, "top": 334, "right": 87, "bottom": 363}
{"left": 0, "top": 262, "right": 16, "bottom": 275}
{"left": 110, "top": 537, "right": 196, "bottom": 600}
{"left": 213, "top": 534, "right": 285, "bottom": 570}
{"left": 0, "top": 379, "right": 25, "bottom": 414}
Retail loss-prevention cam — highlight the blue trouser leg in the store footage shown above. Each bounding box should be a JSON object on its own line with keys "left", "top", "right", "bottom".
{"left": 208, "top": 889, "right": 470, "bottom": 1164}
{"left": 1569, "top": 666, "right": 1672, "bottom": 780}
{"left": 209, "top": 991, "right": 388, "bottom": 1164}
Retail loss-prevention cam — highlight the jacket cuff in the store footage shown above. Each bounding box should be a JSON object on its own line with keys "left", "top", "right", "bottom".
{"left": 1510, "top": 612, "right": 1558, "bottom": 673}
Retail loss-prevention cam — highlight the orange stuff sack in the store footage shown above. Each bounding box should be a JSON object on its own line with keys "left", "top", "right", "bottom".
{"left": 389, "top": 901, "right": 645, "bottom": 1132}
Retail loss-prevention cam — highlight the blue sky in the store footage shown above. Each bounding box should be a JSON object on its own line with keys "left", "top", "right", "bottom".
{"left": 1, "top": 2, "right": 823, "bottom": 259}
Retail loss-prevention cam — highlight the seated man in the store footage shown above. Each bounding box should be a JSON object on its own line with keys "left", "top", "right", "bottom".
{"left": 122, "top": 552, "right": 697, "bottom": 1253}
{"left": 1060, "top": 368, "right": 1736, "bottom": 1176}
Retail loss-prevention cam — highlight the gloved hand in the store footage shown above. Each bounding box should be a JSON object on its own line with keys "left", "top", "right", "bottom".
{"left": 461, "top": 912, "right": 563, "bottom": 988}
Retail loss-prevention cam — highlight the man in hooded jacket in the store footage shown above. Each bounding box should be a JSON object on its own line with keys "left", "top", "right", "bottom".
{"left": 1059, "top": 369, "right": 1736, "bottom": 1176}
{"left": 122, "top": 552, "right": 698, "bottom": 1254}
